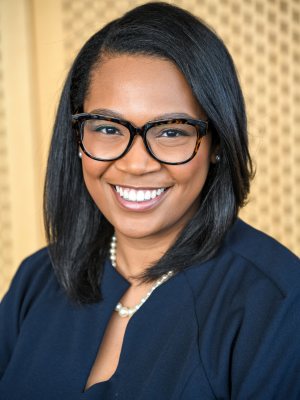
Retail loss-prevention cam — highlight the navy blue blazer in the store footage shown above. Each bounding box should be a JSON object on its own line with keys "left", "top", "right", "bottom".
{"left": 1, "top": 219, "right": 300, "bottom": 399}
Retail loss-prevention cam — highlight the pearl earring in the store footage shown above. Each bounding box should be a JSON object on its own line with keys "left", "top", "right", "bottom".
{"left": 216, "top": 155, "right": 220, "bottom": 163}
{"left": 78, "top": 151, "right": 82, "bottom": 159}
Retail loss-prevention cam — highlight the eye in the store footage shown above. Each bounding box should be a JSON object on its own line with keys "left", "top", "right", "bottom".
{"left": 94, "top": 125, "right": 122, "bottom": 135}
{"left": 158, "top": 129, "right": 189, "bottom": 138}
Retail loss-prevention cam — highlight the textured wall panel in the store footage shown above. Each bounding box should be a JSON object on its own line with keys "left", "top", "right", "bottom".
{"left": 0, "top": 0, "right": 43, "bottom": 300}
{"left": 0, "top": 28, "right": 13, "bottom": 297}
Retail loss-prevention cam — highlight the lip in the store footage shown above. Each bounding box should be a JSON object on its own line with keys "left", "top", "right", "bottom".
{"left": 111, "top": 184, "right": 170, "bottom": 212}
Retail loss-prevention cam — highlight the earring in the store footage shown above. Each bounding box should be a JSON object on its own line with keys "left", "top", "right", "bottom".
{"left": 216, "top": 155, "right": 220, "bottom": 163}
{"left": 78, "top": 151, "right": 82, "bottom": 159}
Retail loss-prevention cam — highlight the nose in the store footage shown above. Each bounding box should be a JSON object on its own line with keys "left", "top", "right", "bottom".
{"left": 113, "top": 135, "right": 161, "bottom": 175}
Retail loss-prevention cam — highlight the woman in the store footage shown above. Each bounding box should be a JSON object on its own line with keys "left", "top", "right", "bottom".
{"left": 0, "top": 2, "right": 299, "bottom": 399}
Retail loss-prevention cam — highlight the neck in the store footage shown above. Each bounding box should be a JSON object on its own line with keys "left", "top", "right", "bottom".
{"left": 112, "top": 228, "right": 180, "bottom": 285}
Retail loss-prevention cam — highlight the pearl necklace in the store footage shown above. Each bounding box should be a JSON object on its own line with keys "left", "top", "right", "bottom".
{"left": 109, "top": 234, "right": 174, "bottom": 318}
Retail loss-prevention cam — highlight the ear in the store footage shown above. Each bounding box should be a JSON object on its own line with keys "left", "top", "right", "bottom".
{"left": 210, "top": 142, "right": 220, "bottom": 164}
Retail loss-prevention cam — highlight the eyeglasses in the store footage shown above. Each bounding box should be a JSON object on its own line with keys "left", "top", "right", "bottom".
{"left": 72, "top": 113, "right": 209, "bottom": 165}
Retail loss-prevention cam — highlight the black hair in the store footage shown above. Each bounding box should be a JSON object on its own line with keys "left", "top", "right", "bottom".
{"left": 44, "top": 2, "right": 254, "bottom": 304}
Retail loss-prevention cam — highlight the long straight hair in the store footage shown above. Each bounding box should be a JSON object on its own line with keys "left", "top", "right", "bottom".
{"left": 44, "top": 2, "right": 254, "bottom": 304}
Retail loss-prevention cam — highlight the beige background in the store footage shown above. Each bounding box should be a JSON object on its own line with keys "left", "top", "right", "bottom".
{"left": 0, "top": 0, "right": 299, "bottom": 300}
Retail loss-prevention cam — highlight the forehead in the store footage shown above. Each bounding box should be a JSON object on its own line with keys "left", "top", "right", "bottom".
{"left": 84, "top": 55, "right": 204, "bottom": 123}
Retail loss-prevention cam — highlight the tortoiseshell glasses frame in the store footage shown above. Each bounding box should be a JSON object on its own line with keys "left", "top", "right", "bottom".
{"left": 72, "top": 113, "right": 210, "bottom": 165}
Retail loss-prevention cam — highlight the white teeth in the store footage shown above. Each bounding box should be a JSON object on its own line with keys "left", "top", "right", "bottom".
{"left": 151, "top": 190, "right": 157, "bottom": 199}
{"left": 117, "top": 186, "right": 167, "bottom": 202}
{"left": 129, "top": 190, "right": 137, "bottom": 201}
{"left": 137, "top": 190, "right": 145, "bottom": 201}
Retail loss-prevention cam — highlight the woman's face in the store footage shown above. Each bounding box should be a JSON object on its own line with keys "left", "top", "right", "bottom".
{"left": 82, "top": 55, "right": 218, "bottom": 240}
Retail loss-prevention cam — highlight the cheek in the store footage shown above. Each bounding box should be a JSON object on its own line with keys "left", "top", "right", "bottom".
{"left": 81, "top": 157, "right": 110, "bottom": 199}
{"left": 171, "top": 140, "right": 212, "bottom": 196}
{"left": 82, "top": 157, "right": 103, "bottom": 180}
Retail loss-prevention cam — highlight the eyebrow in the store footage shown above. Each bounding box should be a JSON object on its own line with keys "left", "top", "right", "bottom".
{"left": 88, "top": 108, "right": 198, "bottom": 122}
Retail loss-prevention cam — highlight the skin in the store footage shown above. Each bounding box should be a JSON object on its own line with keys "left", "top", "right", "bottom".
{"left": 83, "top": 54, "right": 219, "bottom": 282}
{"left": 82, "top": 55, "right": 219, "bottom": 388}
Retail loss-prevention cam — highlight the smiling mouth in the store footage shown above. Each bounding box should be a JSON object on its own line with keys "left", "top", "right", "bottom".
{"left": 113, "top": 185, "right": 168, "bottom": 202}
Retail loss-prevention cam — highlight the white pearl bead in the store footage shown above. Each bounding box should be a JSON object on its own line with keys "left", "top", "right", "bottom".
{"left": 111, "top": 242, "right": 116, "bottom": 248}
{"left": 156, "top": 280, "right": 162, "bottom": 285}
{"left": 162, "top": 275, "right": 168, "bottom": 280}
{"left": 109, "top": 248, "right": 115, "bottom": 254}
{"left": 135, "top": 304, "right": 140, "bottom": 310}
{"left": 110, "top": 255, "right": 116, "bottom": 261}
{"left": 112, "top": 262, "right": 116, "bottom": 267}
{"left": 112, "top": 236, "right": 117, "bottom": 242}
{"left": 140, "top": 297, "right": 147, "bottom": 303}
{"left": 119, "top": 307, "right": 129, "bottom": 317}
{"left": 168, "top": 271, "right": 173, "bottom": 275}
{"left": 151, "top": 286, "right": 156, "bottom": 291}
{"left": 115, "top": 303, "right": 122, "bottom": 311}
{"left": 128, "top": 308, "right": 135, "bottom": 316}
{"left": 146, "top": 291, "right": 152, "bottom": 297}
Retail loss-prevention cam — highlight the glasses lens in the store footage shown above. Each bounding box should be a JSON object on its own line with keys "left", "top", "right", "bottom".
{"left": 146, "top": 123, "right": 198, "bottom": 163}
{"left": 81, "top": 119, "right": 130, "bottom": 159}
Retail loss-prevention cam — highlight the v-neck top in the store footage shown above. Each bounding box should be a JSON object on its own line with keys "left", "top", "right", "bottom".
{"left": 1, "top": 219, "right": 300, "bottom": 400}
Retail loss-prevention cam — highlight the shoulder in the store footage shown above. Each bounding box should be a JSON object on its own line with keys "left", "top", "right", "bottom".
{"left": 184, "top": 218, "right": 300, "bottom": 299}
{"left": 8, "top": 247, "right": 54, "bottom": 294}
{"left": 0, "top": 248, "right": 61, "bottom": 379}
{"left": 224, "top": 218, "right": 300, "bottom": 294}
{"left": 1, "top": 248, "right": 59, "bottom": 321}
{"left": 12, "top": 247, "right": 53, "bottom": 281}
{"left": 183, "top": 220, "right": 300, "bottom": 398}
